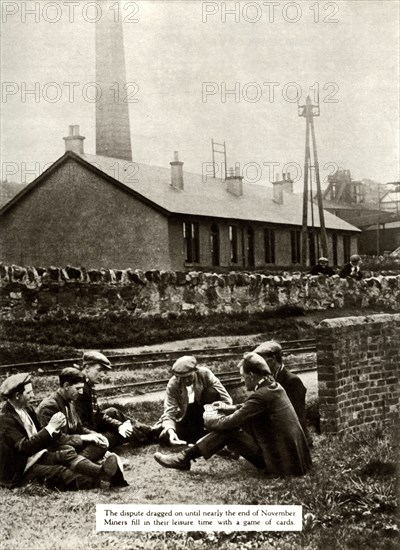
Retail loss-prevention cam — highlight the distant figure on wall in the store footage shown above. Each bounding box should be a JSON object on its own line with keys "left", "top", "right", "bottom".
{"left": 339, "top": 254, "right": 363, "bottom": 280}
{"left": 309, "top": 257, "right": 335, "bottom": 277}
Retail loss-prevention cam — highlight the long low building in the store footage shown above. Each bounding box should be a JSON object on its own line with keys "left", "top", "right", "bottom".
{"left": 0, "top": 127, "right": 360, "bottom": 271}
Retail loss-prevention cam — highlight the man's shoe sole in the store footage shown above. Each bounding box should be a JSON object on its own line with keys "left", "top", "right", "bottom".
{"left": 101, "top": 455, "right": 119, "bottom": 480}
{"left": 153, "top": 452, "right": 191, "bottom": 471}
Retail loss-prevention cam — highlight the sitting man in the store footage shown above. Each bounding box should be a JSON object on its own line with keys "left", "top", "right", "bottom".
{"left": 309, "top": 257, "right": 335, "bottom": 276}
{"left": 156, "top": 355, "right": 233, "bottom": 445}
{"left": 36, "top": 367, "right": 126, "bottom": 486}
{"left": 75, "top": 351, "right": 154, "bottom": 449}
{"left": 0, "top": 373, "right": 117, "bottom": 490}
{"left": 339, "top": 254, "right": 363, "bottom": 280}
{"left": 253, "top": 340, "right": 312, "bottom": 446}
{"left": 154, "top": 352, "right": 312, "bottom": 476}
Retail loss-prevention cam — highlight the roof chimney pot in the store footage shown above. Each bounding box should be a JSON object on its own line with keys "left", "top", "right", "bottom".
{"left": 170, "top": 151, "right": 184, "bottom": 190}
{"left": 63, "top": 125, "right": 85, "bottom": 155}
{"left": 226, "top": 163, "right": 243, "bottom": 197}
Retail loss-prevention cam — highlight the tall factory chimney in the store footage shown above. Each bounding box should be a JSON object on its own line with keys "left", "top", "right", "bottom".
{"left": 95, "top": 2, "right": 132, "bottom": 161}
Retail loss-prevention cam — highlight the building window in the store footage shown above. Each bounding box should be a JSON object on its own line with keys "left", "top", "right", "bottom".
{"left": 210, "top": 223, "right": 220, "bottom": 266}
{"left": 264, "top": 228, "right": 275, "bottom": 264}
{"left": 291, "top": 230, "right": 301, "bottom": 264}
{"left": 183, "top": 222, "right": 199, "bottom": 263}
{"left": 343, "top": 235, "right": 351, "bottom": 263}
{"left": 332, "top": 232, "right": 338, "bottom": 265}
{"left": 247, "top": 226, "right": 255, "bottom": 267}
{"left": 229, "top": 225, "right": 238, "bottom": 263}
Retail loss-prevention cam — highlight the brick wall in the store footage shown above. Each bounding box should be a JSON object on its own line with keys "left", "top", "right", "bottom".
{"left": 1, "top": 265, "right": 400, "bottom": 321}
{"left": 317, "top": 314, "right": 400, "bottom": 434}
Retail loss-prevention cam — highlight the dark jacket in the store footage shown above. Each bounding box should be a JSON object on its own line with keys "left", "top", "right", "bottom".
{"left": 339, "top": 263, "right": 362, "bottom": 280}
{"left": 309, "top": 264, "right": 335, "bottom": 276}
{"left": 75, "top": 380, "right": 122, "bottom": 432}
{"left": 0, "top": 402, "right": 53, "bottom": 487}
{"left": 36, "top": 390, "right": 92, "bottom": 451}
{"left": 275, "top": 366, "right": 308, "bottom": 437}
{"left": 205, "top": 379, "right": 312, "bottom": 476}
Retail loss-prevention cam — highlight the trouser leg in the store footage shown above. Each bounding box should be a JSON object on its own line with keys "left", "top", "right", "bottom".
{"left": 79, "top": 444, "right": 107, "bottom": 462}
{"left": 178, "top": 388, "right": 223, "bottom": 443}
{"left": 175, "top": 402, "right": 205, "bottom": 443}
{"left": 25, "top": 463, "right": 96, "bottom": 490}
{"left": 101, "top": 407, "right": 154, "bottom": 445}
{"left": 196, "top": 430, "right": 265, "bottom": 469}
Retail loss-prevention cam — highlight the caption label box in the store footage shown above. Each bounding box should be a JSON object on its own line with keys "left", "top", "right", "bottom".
{"left": 96, "top": 504, "right": 302, "bottom": 532}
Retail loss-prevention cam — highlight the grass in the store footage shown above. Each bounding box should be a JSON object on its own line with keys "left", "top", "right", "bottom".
{"left": 1, "top": 310, "right": 309, "bottom": 352}
{"left": 0, "top": 307, "right": 391, "bottom": 365}
{"left": 0, "top": 421, "right": 397, "bottom": 550}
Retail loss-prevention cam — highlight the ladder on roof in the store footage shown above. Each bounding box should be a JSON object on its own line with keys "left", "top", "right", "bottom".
{"left": 211, "top": 139, "right": 227, "bottom": 181}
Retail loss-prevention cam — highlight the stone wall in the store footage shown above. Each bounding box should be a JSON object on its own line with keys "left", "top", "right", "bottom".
{"left": 1, "top": 264, "right": 400, "bottom": 321}
{"left": 317, "top": 314, "right": 400, "bottom": 434}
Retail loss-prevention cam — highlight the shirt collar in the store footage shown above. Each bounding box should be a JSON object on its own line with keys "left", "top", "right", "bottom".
{"left": 255, "top": 378, "right": 267, "bottom": 391}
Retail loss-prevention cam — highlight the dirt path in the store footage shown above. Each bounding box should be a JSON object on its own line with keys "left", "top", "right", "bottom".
{"left": 101, "top": 333, "right": 276, "bottom": 355}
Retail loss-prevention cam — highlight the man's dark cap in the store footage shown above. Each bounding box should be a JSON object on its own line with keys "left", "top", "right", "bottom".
{"left": 253, "top": 341, "right": 282, "bottom": 358}
{"left": 1, "top": 373, "right": 31, "bottom": 398}
{"left": 82, "top": 351, "right": 111, "bottom": 370}
{"left": 59, "top": 367, "right": 85, "bottom": 386}
{"left": 172, "top": 356, "right": 197, "bottom": 376}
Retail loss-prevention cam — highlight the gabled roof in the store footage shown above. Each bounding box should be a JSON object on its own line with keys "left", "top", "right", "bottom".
{"left": 81, "top": 153, "right": 359, "bottom": 231}
{"left": 0, "top": 151, "right": 360, "bottom": 232}
{"left": 0, "top": 182, "right": 27, "bottom": 208}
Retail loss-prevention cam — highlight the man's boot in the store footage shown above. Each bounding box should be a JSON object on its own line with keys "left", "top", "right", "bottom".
{"left": 71, "top": 455, "right": 119, "bottom": 481}
{"left": 153, "top": 446, "right": 201, "bottom": 471}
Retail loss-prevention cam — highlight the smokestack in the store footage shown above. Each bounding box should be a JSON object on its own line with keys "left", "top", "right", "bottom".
{"left": 63, "top": 125, "right": 85, "bottom": 155}
{"left": 95, "top": 2, "right": 132, "bottom": 161}
{"left": 170, "top": 151, "right": 184, "bottom": 189}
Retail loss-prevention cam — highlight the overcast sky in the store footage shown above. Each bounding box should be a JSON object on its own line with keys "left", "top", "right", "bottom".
{"left": 1, "top": 0, "right": 399, "bottom": 190}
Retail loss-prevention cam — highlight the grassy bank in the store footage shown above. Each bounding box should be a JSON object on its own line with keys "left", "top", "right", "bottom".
{"left": 0, "top": 422, "right": 397, "bottom": 550}
{"left": 0, "top": 307, "right": 391, "bottom": 364}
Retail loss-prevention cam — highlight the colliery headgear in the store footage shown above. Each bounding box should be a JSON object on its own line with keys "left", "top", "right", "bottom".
{"left": 1, "top": 373, "right": 31, "bottom": 398}
{"left": 82, "top": 351, "right": 111, "bottom": 370}
{"left": 172, "top": 356, "right": 198, "bottom": 376}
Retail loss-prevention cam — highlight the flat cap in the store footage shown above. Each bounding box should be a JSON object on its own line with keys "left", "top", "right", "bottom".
{"left": 318, "top": 257, "right": 328, "bottom": 263}
{"left": 82, "top": 351, "right": 111, "bottom": 369}
{"left": 253, "top": 340, "right": 282, "bottom": 357}
{"left": 1, "top": 373, "right": 31, "bottom": 398}
{"left": 172, "top": 355, "right": 197, "bottom": 376}
{"left": 350, "top": 254, "right": 361, "bottom": 262}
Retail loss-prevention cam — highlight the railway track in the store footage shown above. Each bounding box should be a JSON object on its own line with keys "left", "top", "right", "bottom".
{"left": 2, "top": 338, "right": 317, "bottom": 404}
{"left": 0, "top": 338, "right": 316, "bottom": 374}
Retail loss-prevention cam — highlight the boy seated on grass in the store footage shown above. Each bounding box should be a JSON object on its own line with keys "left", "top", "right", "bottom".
{"left": 0, "top": 373, "right": 122, "bottom": 490}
